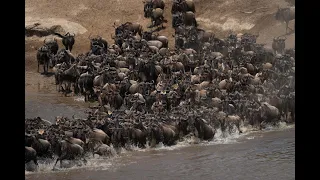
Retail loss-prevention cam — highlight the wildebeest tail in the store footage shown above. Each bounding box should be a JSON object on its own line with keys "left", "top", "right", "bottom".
{"left": 54, "top": 33, "right": 65, "bottom": 38}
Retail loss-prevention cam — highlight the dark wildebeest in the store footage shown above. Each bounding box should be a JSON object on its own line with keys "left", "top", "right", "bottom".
{"left": 152, "top": 0, "right": 165, "bottom": 9}
{"left": 44, "top": 38, "right": 59, "bottom": 55}
{"left": 172, "top": 0, "right": 195, "bottom": 14}
{"left": 127, "top": 126, "right": 147, "bottom": 148}
{"left": 25, "top": 134, "right": 52, "bottom": 158}
{"left": 172, "top": 12, "right": 184, "bottom": 28}
{"left": 275, "top": 6, "right": 295, "bottom": 34}
{"left": 37, "top": 45, "right": 51, "bottom": 74}
{"left": 53, "top": 139, "right": 87, "bottom": 169}
{"left": 184, "top": 11, "right": 197, "bottom": 27}
{"left": 143, "top": 0, "right": 165, "bottom": 18}
{"left": 57, "top": 64, "right": 80, "bottom": 93}
{"left": 113, "top": 22, "right": 143, "bottom": 37}
{"left": 143, "top": 0, "right": 153, "bottom": 18}
{"left": 272, "top": 36, "right": 286, "bottom": 55}
{"left": 89, "top": 35, "right": 108, "bottom": 53}
{"left": 171, "top": 0, "right": 187, "bottom": 14}
{"left": 138, "top": 61, "right": 158, "bottom": 84}
{"left": 25, "top": 146, "right": 38, "bottom": 166}
{"left": 77, "top": 72, "right": 94, "bottom": 102}
{"left": 193, "top": 117, "right": 215, "bottom": 141}
{"left": 54, "top": 48, "right": 76, "bottom": 65}
{"left": 150, "top": 8, "right": 165, "bottom": 28}
{"left": 54, "top": 32, "right": 76, "bottom": 51}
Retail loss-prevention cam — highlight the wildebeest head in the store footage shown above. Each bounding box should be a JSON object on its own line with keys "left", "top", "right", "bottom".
{"left": 143, "top": 0, "right": 153, "bottom": 18}
{"left": 142, "top": 31, "right": 153, "bottom": 41}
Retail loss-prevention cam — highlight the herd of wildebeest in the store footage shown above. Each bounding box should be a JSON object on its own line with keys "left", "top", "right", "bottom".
{"left": 27, "top": 0, "right": 295, "bottom": 171}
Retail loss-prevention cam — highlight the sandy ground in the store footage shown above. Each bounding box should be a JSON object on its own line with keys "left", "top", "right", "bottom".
{"left": 25, "top": 0, "right": 295, "bottom": 97}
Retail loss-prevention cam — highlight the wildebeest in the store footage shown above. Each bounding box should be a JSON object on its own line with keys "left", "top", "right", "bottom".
{"left": 172, "top": 12, "right": 184, "bottom": 28}
{"left": 37, "top": 45, "right": 51, "bottom": 74}
{"left": 275, "top": 6, "right": 295, "bottom": 34}
{"left": 171, "top": 0, "right": 195, "bottom": 14}
{"left": 25, "top": 134, "right": 52, "bottom": 158}
{"left": 89, "top": 35, "right": 108, "bottom": 53}
{"left": 193, "top": 117, "right": 215, "bottom": 140}
{"left": 44, "top": 38, "right": 59, "bottom": 55}
{"left": 54, "top": 32, "right": 76, "bottom": 51}
{"left": 25, "top": 146, "right": 38, "bottom": 166}
{"left": 143, "top": 0, "right": 165, "bottom": 18}
{"left": 53, "top": 139, "right": 87, "bottom": 169}
{"left": 184, "top": 11, "right": 197, "bottom": 27}
{"left": 113, "top": 22, "right": 143, "bottom": 37}
{"left": 272, "top": 36, "right": 286, "bottom": 55}
{"left": 151, "top": 8, "right": 165, "bottom": 28}
{"left": 57, "top": 64, "right": 80, "bottom": 93}
{"left": 77, "top": 72, "right": 94, "bottom": 102}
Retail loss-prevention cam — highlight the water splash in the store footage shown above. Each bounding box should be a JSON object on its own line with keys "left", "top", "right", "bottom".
{"left": 25, "top": 122, "right": 294, "bottom": 175}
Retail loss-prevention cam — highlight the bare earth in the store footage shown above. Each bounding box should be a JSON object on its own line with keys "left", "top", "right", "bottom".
{"left": 25, "top": 0, "right": 295, "bottom": 98}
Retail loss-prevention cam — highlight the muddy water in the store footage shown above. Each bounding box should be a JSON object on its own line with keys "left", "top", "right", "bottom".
{"left": 25, "top": 71, "right": 93, "bottom": 121}
{"left": 25, "top": 73, "right": 295, "bottom": 180}
{"left": 25, "top": 127, "right": 295, "bottom": 180}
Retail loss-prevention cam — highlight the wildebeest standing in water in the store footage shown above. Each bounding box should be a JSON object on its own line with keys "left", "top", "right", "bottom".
{"left": 25, "top": 146, "right": 38, "bottom": 166}
{"left": 275, "top": 6, "right": 295, "bottom": 34}
{"left": 54, "top": 32, "right": 75, "bottom": 51}
{"left": 37, "top": 45, "right": 51, "bottom": 74}
{"left": 53, "top": 139, "right": 87, "bottom": 169}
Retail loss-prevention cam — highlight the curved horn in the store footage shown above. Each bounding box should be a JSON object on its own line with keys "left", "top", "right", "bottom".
{"left": 88, "top": 33, "right": 92, "bottom": 40}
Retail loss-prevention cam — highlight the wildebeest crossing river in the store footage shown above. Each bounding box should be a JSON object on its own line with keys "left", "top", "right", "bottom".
{"left": 26, "top": 88, "right": 294, "bottom": 179}
{"left": 25, "top": 0, "right": 295, "bottom": 178}
{"left": 25, "top": 97, "right": 295, "bottom": 180}
{"left": 25, "top": 66, "right": 295, "bottom": 179}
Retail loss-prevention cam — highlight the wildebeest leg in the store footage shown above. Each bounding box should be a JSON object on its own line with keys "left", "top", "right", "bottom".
{"left": 53, "top": 158, "right": 60, "bottom": 169}
{"left": 33, "top": 157, "right": 38, "bottom": 166}
{"left": 291, "top": 111, "right": 295, "bottom": 122}
{"left": 38, "top": 62, "right": 40, "bottom": 72}
{"left": 67, "top": 82, "right": 72, "bottom": 93}
{"left": 44, "top": 61, "right": 48, "bottom": 74}
{"left": 236, "top": 122, "right": 242, "bottom": 133}
{"left": 82, "top": 156, "right": 87, "bottom": 165}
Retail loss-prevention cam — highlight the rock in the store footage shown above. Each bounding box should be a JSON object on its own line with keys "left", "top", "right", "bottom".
{"left": 25, "top": 17, "right": 87, "bottom": 37}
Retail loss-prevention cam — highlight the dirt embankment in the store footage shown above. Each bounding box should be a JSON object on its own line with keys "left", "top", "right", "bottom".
{"left": 25, "top": 0, "right": 295, "bottom": 95}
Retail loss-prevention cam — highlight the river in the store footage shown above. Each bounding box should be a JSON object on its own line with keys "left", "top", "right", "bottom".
{"left": 25, "top": 80, "right": 295, "bottom": 180}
